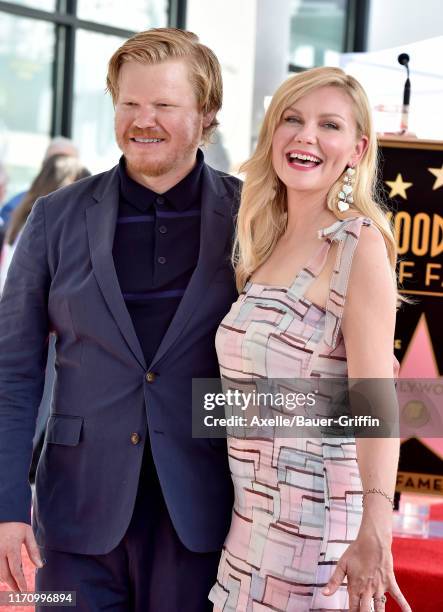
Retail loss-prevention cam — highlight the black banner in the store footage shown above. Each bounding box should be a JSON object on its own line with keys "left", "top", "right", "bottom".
{"left": 379, "top": 137, "right": 443, "bottom": 496}
{"left": 379, "top": 137, "right": 443, "bottom": 374}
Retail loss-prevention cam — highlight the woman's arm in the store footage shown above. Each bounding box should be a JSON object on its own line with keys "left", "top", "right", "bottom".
{"left": 344, "top": 224, "right": 398, "bottom": 537}
{"left": 323, "top": 225, "right": 411, "bottom": 612}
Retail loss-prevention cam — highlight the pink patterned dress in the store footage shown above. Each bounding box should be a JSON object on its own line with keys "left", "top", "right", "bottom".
{"left": 209, "top": 216, "right": 391, "bottom": 611}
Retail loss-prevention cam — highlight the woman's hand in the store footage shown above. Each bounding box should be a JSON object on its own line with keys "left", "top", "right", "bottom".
{"left": 322, "top": 532, "right": 411, "bottom": 611}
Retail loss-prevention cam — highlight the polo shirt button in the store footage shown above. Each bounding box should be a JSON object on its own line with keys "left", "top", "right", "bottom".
{"left": 156, "top": 196, "right": 165, "bottom": 205}
{"left": 159, "top": 225, "right": 167, "bottom": 234}
{"left": 146, "top": 371, "right": 156, "bottom": 383}
{"left": 130, "top": 432, "right": 140, "bottom": 445}
{"left": 158, "top": 256, "right": 166, "bottom": 264}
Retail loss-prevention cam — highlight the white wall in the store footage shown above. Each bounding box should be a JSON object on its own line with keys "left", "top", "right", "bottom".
{"left": 186, "top": 0, "right": 292, "bottom": 170}
{"left": 252, "top": 0, "right": 291, "bottom": 147}
{"left": 186, "top": 0, "right": 257, "bottom": 170}
{"left": 367, "top": 0, "right": 443, "bottom": 51}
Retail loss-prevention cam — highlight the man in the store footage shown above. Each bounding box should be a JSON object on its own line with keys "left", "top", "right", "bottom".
{"left": 0, "top": 28, "right": 239, "bottom": 611}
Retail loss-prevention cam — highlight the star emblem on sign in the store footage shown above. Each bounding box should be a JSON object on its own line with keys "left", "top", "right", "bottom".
{"left": 428, "top": 164, "right": 443, "bottom": 191}
{"left": 384, "top": 173, "right": 413, "bottom": 199}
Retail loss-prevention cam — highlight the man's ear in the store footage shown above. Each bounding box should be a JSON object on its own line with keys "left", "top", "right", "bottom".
{"left": 202, "top": 110, "right": 216, "bottom": 129}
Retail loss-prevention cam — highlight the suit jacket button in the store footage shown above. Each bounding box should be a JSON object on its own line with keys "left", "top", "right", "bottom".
{"left": 146, "top": 371, "right": 156, "bottom": 383}
{"left": 130, "top": 433, "right": 140, "bottom": 445}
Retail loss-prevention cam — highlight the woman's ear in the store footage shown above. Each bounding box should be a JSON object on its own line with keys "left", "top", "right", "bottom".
{"left": 349, "top": 135, "right": 369, "bottom": 166}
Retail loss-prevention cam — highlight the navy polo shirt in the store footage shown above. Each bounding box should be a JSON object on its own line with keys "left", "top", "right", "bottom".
{"left": 113, "top": 150, "right": 204, "bottom": 367}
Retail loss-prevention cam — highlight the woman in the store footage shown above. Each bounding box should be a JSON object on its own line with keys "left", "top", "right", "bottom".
{"left": 0, "top": 153, "right": 89, "bottom": 292}
{"left": 209, "top": 67, "right": 410, "bottom": 611}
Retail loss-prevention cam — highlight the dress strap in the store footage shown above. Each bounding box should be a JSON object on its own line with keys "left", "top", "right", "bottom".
{"left": 286, "top": 216, "right": 365, "bottom": 304}
{"left": 286, "top": 238, "right": 333, "bottom": 303}
{"left": 324, "top": 217, "right": 373, "bottom": 348}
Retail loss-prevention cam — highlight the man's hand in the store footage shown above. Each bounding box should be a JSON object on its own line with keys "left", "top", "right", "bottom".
{"left": 0, "top": 522, "right": 43, "bottom": 592}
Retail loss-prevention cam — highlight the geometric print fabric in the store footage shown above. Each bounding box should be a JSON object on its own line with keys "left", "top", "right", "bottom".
{"left": 209, "top": 217, "right": 394, "bottom": 611}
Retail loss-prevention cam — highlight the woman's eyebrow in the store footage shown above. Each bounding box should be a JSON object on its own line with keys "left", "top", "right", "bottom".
{"left": 318, "top": 113, "right": 346, "bottom": 121}
{"left": 285, "top": 107, "right": 346, "bottom": 122}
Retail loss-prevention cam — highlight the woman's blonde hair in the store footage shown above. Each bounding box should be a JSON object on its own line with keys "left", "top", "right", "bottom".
{"left": 106, "top": 28, "right": 222, "bottom": 144}
{"left": 234, "top": 66, "right": 399, "bottom": 297}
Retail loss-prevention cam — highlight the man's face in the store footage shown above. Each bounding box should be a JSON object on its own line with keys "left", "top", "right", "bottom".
{"left": 114, "top": 59, "right": 210, "bottom": 182}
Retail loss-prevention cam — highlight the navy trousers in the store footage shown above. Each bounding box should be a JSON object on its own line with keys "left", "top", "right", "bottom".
{"left": 35, "top": 446, "right": 221, "bottom": 611}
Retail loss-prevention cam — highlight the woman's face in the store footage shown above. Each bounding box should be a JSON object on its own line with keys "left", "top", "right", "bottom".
{"left": 271, "top": 85, "right": 368, "bottom": 198}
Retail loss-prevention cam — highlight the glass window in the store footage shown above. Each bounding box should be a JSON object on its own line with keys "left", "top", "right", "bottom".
{"left": 77, "top": 0, "right": 168, "bottom": 32}
{"left": 289, "top": 0, "right": 347, "bottom": 69}
{"left": 5, "top": 0, "right": 56, "bottom": 10}
{"left": 72, "top": 30, "right": 125, "bottom": 175}
{"left": 0, "top": 13, "right": 55, "bottom": 198}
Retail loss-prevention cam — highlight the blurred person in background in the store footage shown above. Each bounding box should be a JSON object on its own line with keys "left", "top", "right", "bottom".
{"left": 203, "top": 128, "right": 230, "bottom": 173}
{"left": 0, "top": 162, "right": 7, "bottom": 207}
{"left": 0, "top": 137, "right": 79, "bottom": 229}
{"left": 0, "top": 153, "right": 89, "bottom": 292}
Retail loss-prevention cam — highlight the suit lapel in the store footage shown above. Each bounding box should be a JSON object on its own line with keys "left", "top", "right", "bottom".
{"left": 149, "top": 165, "right": 234, "bottom": 369}
{"left": 86, "top": 167, "right": 146, "bottom": 370}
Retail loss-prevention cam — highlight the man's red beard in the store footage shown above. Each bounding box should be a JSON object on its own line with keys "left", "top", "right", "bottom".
{"left": 117, "top": 129, "right": 169, "bottom": 176}
{"left": 117, "top": 128, "right": 200, "bottom": 178}
{"left": 126, "top": 153, "right": 175, "bottom": 178}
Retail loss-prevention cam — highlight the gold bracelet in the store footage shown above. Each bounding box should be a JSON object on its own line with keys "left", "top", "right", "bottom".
{"left": 362, "top": 488, "right": 394, "bottom": 509}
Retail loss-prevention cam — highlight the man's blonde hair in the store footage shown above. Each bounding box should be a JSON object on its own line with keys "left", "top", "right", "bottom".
{"left": 106, "top": 28, "right": 222, "bottom": 143}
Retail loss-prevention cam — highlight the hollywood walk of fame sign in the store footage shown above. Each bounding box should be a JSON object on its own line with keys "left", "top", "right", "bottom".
{"left": 378, "top": 137, "right": 443, "bottom": 374}
{"left": 379, "top": 137, "right": 443, "bottom": 496}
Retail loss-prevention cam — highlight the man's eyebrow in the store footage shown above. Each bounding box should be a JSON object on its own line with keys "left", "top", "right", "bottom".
{"left": 285, "top": 107, "right": 347, "bottom": 121}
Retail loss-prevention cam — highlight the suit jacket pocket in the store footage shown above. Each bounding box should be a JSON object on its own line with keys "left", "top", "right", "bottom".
{"left": 46, "top": 414, "right": 83, "bottom": 446}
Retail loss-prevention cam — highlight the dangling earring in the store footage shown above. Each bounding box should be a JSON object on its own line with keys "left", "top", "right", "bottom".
{"left": 338, "top": 166, "right": 355, "bottom": 212}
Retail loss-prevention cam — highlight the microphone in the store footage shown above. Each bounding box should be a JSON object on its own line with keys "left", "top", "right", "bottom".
{"left": 398, "top": 53, "right": 411, "bottom": 133}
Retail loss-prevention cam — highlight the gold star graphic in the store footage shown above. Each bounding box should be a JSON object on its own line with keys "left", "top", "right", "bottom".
{"left": 385, "top": 173, "right": 413, "bottom": 199}
{"left": 428, "top": 164, "right": 443, "bottom": 191}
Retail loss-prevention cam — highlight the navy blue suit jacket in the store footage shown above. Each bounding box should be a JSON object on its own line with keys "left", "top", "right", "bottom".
{"left": 0, "top": 163, "right": 240, "bottom": 554}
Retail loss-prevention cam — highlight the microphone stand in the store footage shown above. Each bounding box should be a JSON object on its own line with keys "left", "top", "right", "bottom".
{"left": 398, "top": 53, "right": 411, "bottom": 134}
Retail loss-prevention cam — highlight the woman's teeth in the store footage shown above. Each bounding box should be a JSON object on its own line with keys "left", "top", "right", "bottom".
{"left": 287, "top": 153, "right": 322, "bottom": 165}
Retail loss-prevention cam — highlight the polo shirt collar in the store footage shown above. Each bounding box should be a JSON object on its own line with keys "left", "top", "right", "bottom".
{"left": 118, "top": 148, "right": 204, "bottom": 213}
